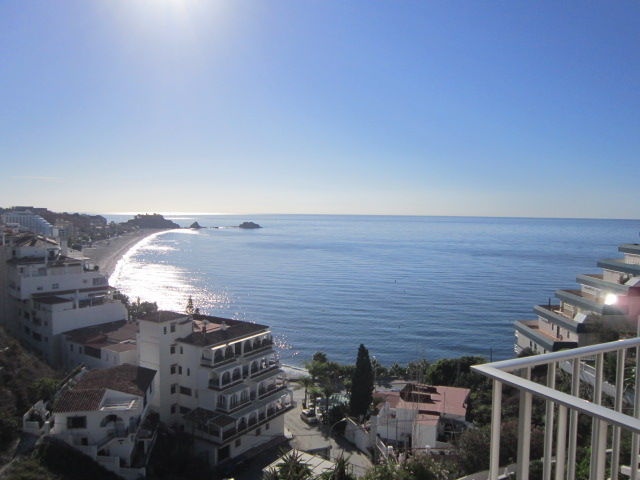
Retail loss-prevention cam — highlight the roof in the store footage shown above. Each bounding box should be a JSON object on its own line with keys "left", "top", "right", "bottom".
{"left": 103, "top": 343, "right": 137, "bottom": 353}
{"left": 53, "top": 364, "right": 156, "bottom": 413}
{"left": 33, "top": 296, "right": 71, "bottom": 305}
{"left": 53, "top": 389, "right": 105, "bottom": 413}
{"left": 375, "top": 383, "right": 470, "bottom": 419}
{"left": 12, "top": 233, "right": 58, "bottom": 248}
{"left": 78, "top": 364, "right": 156, "bottom": 396}
{"left": 184, "top": 407, "right": 236, "bottom": 428}
{"left": 64, "top": 319, "right": 136, "bottom": 346}
{"left": 179, "top": 314, "right": 268, "bottom": 347}
{"left": 32, "top": 285, "right": 110, "bottom": 297}
{"left": 139, "top": 310, "right": 190, "bottom": 323}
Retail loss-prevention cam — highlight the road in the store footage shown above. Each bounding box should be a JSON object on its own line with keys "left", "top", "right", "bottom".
{"left": 285, "top": 384, "right": 373, "bottom": 477}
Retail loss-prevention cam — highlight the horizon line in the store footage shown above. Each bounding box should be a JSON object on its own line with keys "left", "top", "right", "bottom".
{"left": 90, "top": 211, "right": 640, "bottom": 222}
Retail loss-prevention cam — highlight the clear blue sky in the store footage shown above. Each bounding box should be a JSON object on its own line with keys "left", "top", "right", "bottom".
{"left": 1, "top": 1, "right": 638, "bottom": 217}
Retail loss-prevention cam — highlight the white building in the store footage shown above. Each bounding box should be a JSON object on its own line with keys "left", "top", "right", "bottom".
{"left": 1, "top": 209, "right": 54, "bottom": 237}
{"left": 62, "top": 319, "right": 138, "bottom": 370}
{"left": 23, "top": 364, "right": 158, "bottom": 480}
{"left": 372, "top": 383, "right": 469, "bottom": 452}
{"left": 2, "top": 232, "right": 127, "bottom": 366}
{"left": 515, "top": 243, "right": 640, "bottom": 355}
{"left": 137, "top": 311, "right": 293, "bottom": 467}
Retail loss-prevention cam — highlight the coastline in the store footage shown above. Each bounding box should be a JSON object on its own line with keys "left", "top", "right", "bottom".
{"left": 83, "top": 229, "right": 167, "bottom": 278}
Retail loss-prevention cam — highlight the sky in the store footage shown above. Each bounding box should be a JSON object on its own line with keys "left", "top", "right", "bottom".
{"left": 0, "top": 1, "right": 639, "bottom": 218}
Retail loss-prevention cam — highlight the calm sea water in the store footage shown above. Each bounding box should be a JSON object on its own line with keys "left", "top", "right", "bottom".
{"left": 105, "top": 214, "right": 639, "bottom": 367}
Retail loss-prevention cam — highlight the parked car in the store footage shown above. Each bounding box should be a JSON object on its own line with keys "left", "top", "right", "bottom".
{"left": 300, "top": 408, "right": 318, "bottom": 425}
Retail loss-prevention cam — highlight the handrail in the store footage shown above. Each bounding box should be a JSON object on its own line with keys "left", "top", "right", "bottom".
{"left": 472, "top": 363, "right": 640, "bottom": 433}
{"left": 475, "top": 337, "right": 640, "bottom": 372}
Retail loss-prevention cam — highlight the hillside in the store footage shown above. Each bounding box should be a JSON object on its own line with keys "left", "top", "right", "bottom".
{"left": 0, "top": 328, "right": 60, "bottom": 453}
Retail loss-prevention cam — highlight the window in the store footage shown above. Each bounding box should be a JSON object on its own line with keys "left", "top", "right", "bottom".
{"left": 265, "top": 423, "right": 270, "bottom": 430}
{"left": 163, "top": 327, "right": 167, "bottom": 335}
{"left": 235, "top": 439, "right": 241, "bottom": 447}
{"left": 180, "top": 346, "right": 183, "bottom": 354}
{"left": 170, "top": 404, "right": 177, "bottom": 414}
{"left": 52, "top": 283, "right": 59, "bottom": 289}
{"left": 170, "top": 345, "right": 176, "bottom": 354}
{"left": 170, "top": 324, "right": 176, "bottom": 333}
{"left": 178, "top": 366, "right": 183, "bottom": 375}
{"left": 187, "top": 368, "right": 190, "bottom": 376}
{"left": 32, "top": 332, "right": 42, "bottom": 341}
{"left": 179, "top": 406, "right": 191, "bottom": 414}
{"left": 255, "top": 428, "right": 261, "bottom": 436}
{"left": 69, "top": 344, "right": 74, "bottom": 352}
{"left": 180, "top": 386, "right": 192, "bottom": 396}
{"left": 170, "top": 384, "right": 177, "bottom": 394}
{"left": 67, "top": 416, "right": 87, "bottom": 429}
{"left": 170, "top": 364, "right": 177, "bottom": 375}
{"left": 24, "top": 326, "right": 30, "bottom": 334}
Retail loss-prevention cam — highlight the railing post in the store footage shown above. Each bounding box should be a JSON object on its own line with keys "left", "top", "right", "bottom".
{"left": 543, "top": 362, "right": 557, "bottom": 480}
{"left": 594, "top": 419, "right": 608, "bottom": 480}
{"left": 611, "top": 348, "right": 626, "bottom": 479}
{"left": 490, "top": 379, "right": 502, "bottom": 480}
{"left": 631, "top": 341, "right": 640, "bottom": 480}
{"left": 555, "top": 405, "right": 567, "bottom": 480}
{"left": 589, "top": 353, "right": 604, "bottom": 480}
{"left": 567, "top": 358, "right": 581, "bottom": 480}
{"left": 517, "top": 367, "right": 532, "bottom": 480}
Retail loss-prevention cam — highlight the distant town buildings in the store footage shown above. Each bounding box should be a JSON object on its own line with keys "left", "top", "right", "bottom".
{"left": 1, "top": 207, "right": 55, "bottom": 237}
{"left": 137, "top": 310, "right": 293, "bottom": 466}
{"left": 23, "top": 364, "right": 158, "bottom": 480}
{"left": 515, "top": 243, "right": 640, "bottom": 355}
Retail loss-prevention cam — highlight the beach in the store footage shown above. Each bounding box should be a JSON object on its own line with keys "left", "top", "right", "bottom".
{"left": 82, "top": 229, "right": 166, "bottom": 278}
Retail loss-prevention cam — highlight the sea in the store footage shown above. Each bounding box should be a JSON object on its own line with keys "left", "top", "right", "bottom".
{"left": 104, "top": 214, "right": 640, "bottom": 367}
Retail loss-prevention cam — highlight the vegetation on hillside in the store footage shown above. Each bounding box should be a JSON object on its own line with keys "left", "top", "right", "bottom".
{"left": 0, "top": 328, "right": 60, "bottom": 451}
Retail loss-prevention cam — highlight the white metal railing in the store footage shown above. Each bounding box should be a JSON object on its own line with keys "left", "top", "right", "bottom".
{"left": 471, "top": 337, "right": 640, "bottom": 480}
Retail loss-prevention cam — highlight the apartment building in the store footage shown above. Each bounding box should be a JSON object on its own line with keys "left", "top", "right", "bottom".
{"left": 515, "top": 242, "right": 640, "bottom": 355}
{"left": 3, "top": 232, "right": 127, "bottom": 365}
{"left": 137, "top": 311, "right": 293, "bottom": 466}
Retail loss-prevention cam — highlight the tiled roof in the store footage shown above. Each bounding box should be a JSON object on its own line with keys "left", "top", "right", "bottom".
{"left": 53, "top": 389, "right": 105, "bottom": 413}
{"left": 53, "top": 365, "right": 156, "bottom": 413}
{"left": 375, "top": 383, "right": 470, "bottom": 419}
{"left": 179, "top": 314, "right": 268, "bottom": 347}
{"left": 78, "top": 364, "right": 156, "bottom": 397}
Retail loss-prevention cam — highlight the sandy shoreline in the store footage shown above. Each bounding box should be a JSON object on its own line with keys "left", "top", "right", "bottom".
{"left": 82, "top": 229, "right": 168, "bottom": 278}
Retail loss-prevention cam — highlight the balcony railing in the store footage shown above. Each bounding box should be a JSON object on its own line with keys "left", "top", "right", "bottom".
{"left": 472, "top": 337, "right": 640, "bottom": 480}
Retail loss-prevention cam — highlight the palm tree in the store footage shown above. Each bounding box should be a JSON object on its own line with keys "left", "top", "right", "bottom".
{"left": 299, "top": 376, "right": 314, "bottom": 408}
{"left": 268, "top": 450, "right": 313, "bottom": 479}
{"left": 319, "top": 454, "right": 356, "bottom": 480}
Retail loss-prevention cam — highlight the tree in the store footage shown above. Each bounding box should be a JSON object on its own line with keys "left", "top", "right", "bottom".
{"left": 319, "top": 454, "right": 356, "bottom": 480}
{"left": 186, "top": 296, "right": 195, "bottom": 315}
{"left": 299, "top": 376, "right": 315, "bottom": 408}
{"left": 349, "top": 344, "right": 374, "bottom": 419}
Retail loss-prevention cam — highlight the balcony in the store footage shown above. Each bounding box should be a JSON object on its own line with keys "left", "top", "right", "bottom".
{"left": 555, "top": 289, "right": 626, "bottom": 315}
{"left": 514, "top": 320, "right": 577, "bottom": 352}
{"left": 533, "top": 305, "right": 586, "bottom": 333}
{"left": 598, "top": 258, "right": 640, "bottom": 276}
{"left": 472, "top": 337, "right": 640, "bottom": 480}
{"left": 577, "top": 273, "right": 632, "bottom": 295}
{"left": 619, "top": 244, "right": 640, "bottom": 255}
